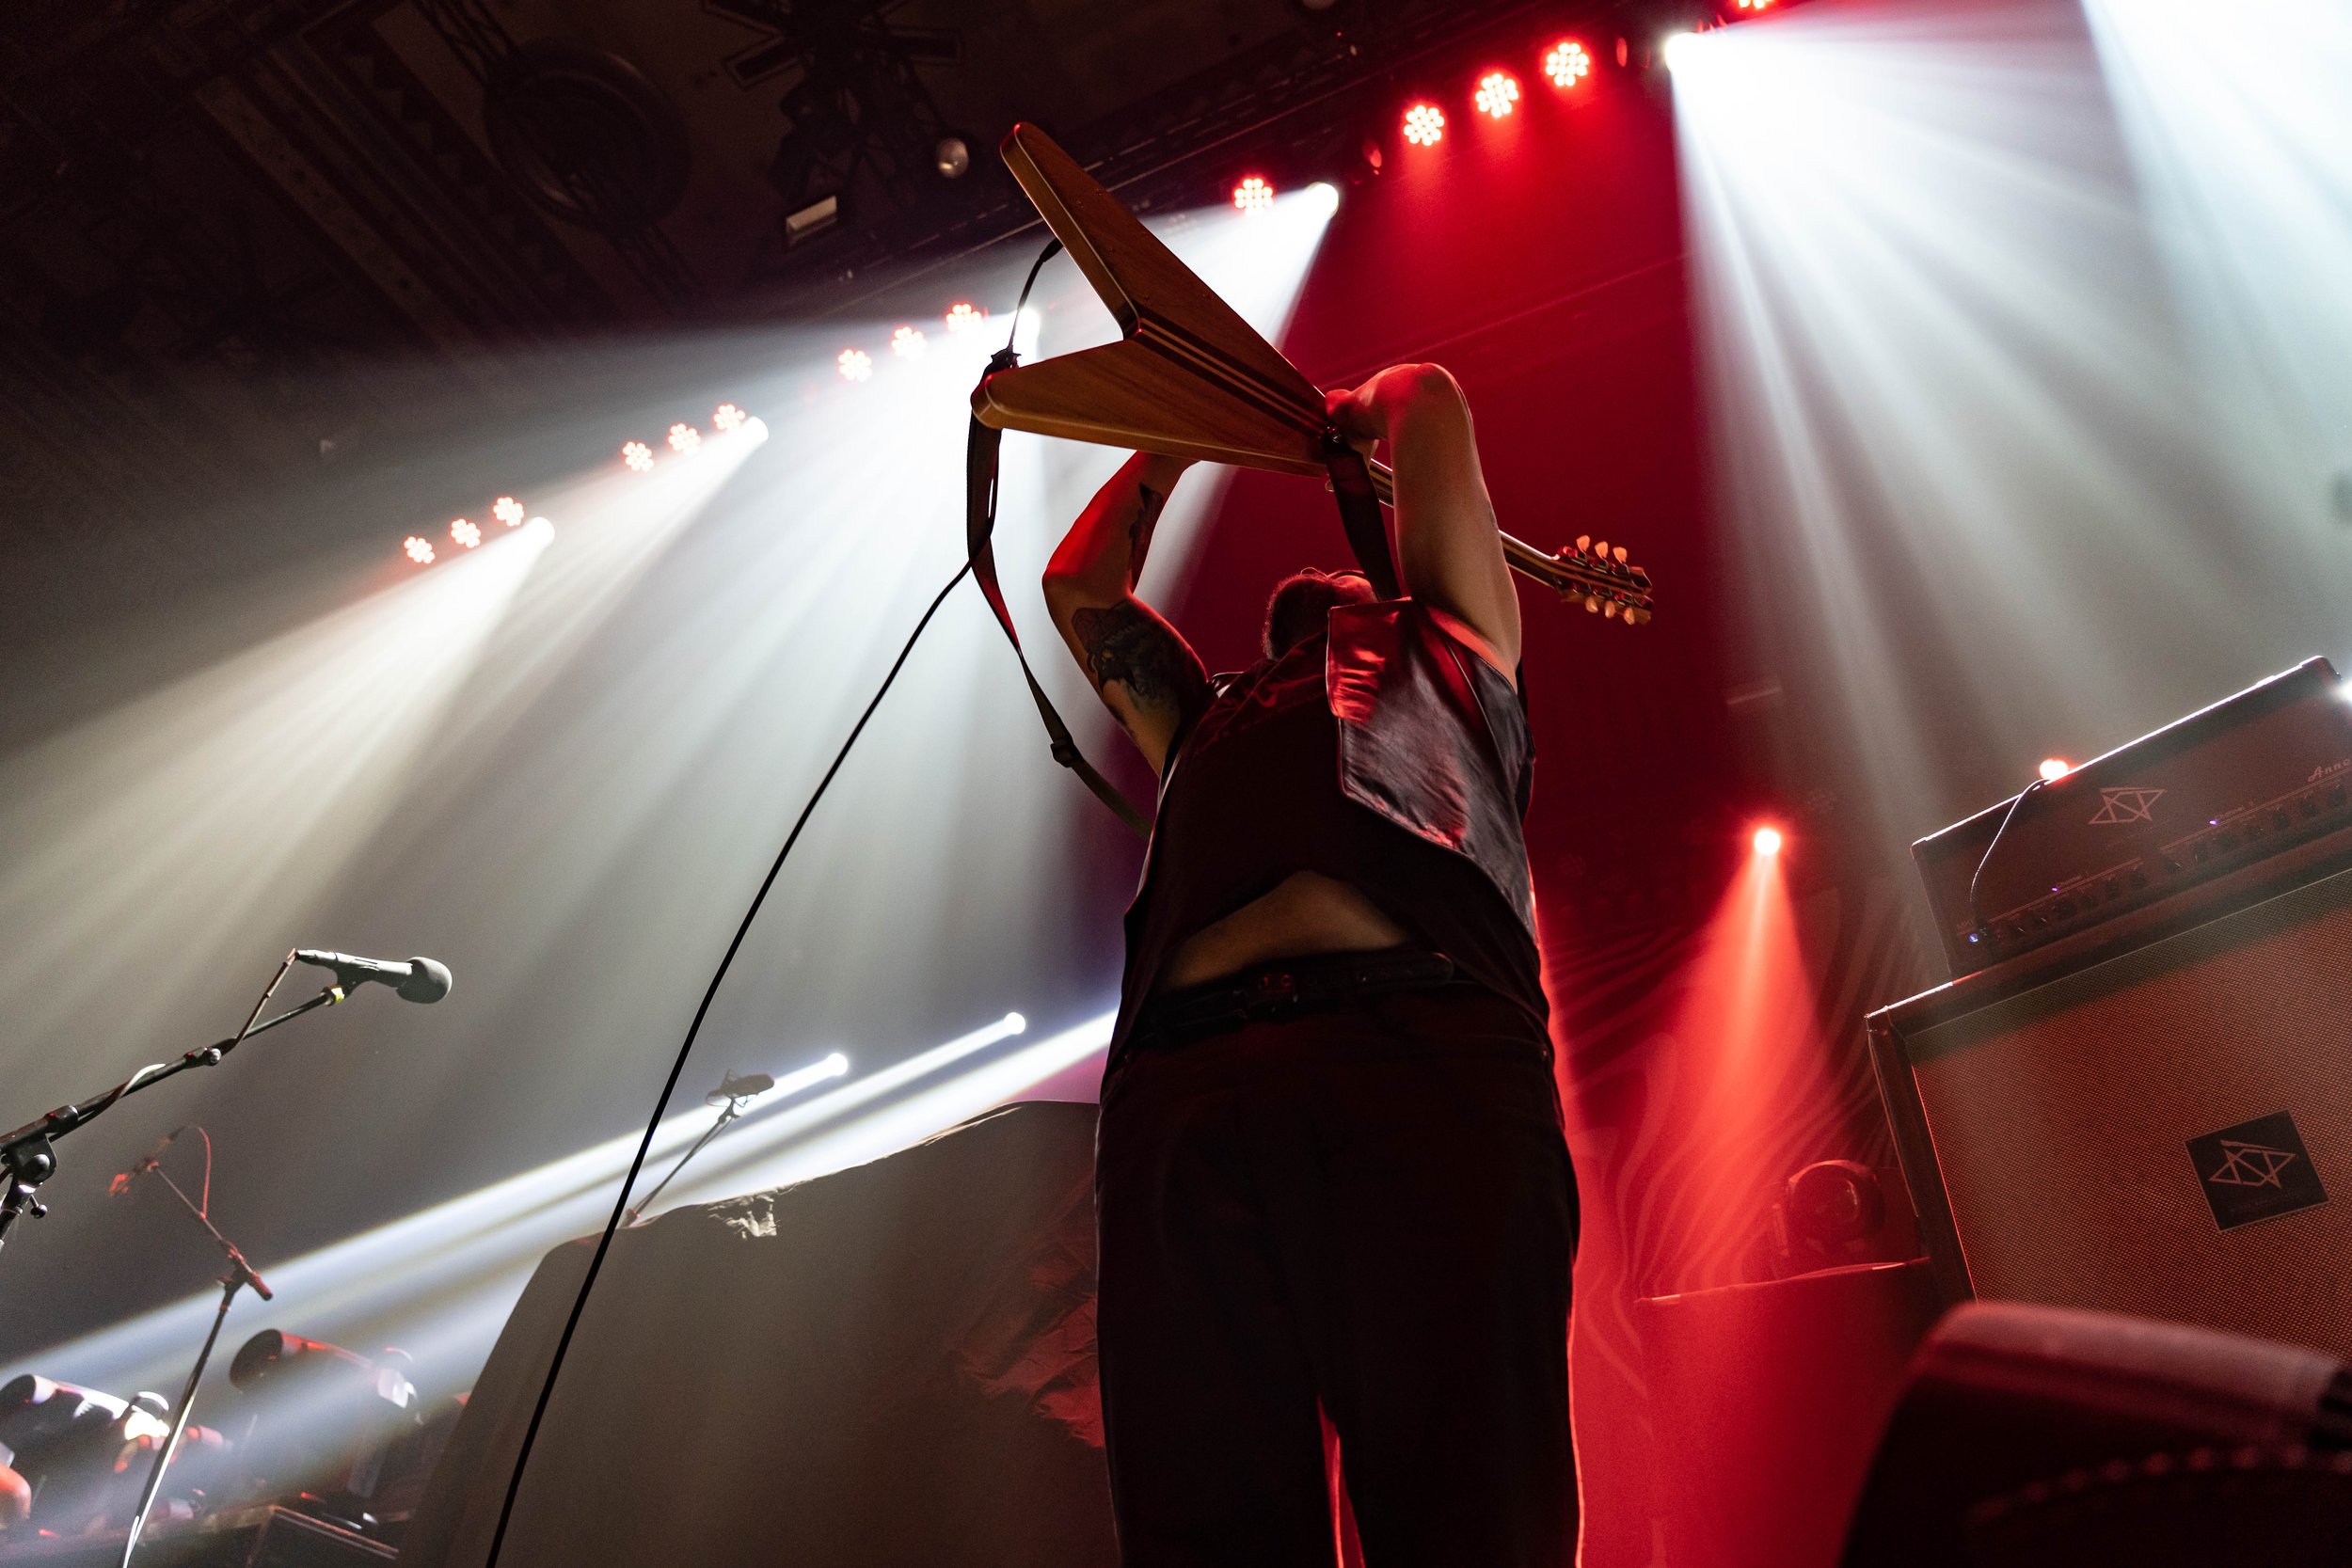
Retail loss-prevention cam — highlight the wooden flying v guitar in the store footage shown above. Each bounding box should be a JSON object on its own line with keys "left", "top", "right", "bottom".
{"left": 970, "top": 121, "right": 1656, "bottom": 624}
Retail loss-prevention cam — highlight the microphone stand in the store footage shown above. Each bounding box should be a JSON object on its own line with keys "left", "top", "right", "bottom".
{"left": 117, "top": 1146, "right": 273, "bottom": 1568}
{"left": 0, "top": 953, "right": 342, "bottom": 1267}
{"left": 625, "top": 1087, "right": 758, "bottom": 1226}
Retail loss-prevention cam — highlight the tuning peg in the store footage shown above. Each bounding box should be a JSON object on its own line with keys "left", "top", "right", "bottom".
{"left": 1592, "top": 539, "right": 1609, "bottom": 561}
{"left": 1631, "top": 607, "right": 1652, "bottom": 626}
{"left": 1576, "top": 534, "right": 1592, "bottom": 553}
{"left": 1613, "top": 546, "right": 1628, "bottom": 564}
{"left": 1604, "top": 601, "right": 1620, "bottom": 619}
{"left": 1583, "top": 595, "right": 1601, "bottom": 613}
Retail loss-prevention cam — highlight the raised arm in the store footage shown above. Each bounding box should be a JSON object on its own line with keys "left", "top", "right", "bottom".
{"left": 1041, "top": 451, "right": 1212, "bottom": 777}
{"left": 1326, "top": 363, "right": 1521, "bottom": 677}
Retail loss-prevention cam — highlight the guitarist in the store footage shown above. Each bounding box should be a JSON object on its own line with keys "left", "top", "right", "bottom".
{"left": 1043, "top": 362, "right": 1579, "bottom": 1566}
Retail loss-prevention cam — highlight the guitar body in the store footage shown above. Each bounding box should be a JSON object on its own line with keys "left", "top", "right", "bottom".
{"left": 976, "top": 341, "right": 1335, "bottom": 481}
{"left": 975, "top": 123, "right": 1330, "bottom": 472}
{"left": 972, "top": 122, "right": 1654, "bottom": 622}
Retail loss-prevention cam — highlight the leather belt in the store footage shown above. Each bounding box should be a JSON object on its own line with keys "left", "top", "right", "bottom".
{"left": 1129, "top": 947, "right": 1463, "bottom": 1053}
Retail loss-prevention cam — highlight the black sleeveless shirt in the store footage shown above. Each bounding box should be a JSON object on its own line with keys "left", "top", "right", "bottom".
{"left": 1111, "top": 600, "right": 1546, "bottom": 1069}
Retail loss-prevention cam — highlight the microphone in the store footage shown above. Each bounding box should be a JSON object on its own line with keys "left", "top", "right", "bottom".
{"left": 294, "top": 949, "right": 453, "bottom": 1005}
{"left": 108, "top": 1128, "right": 185, "bottom": 1196}
{"left": 712, "top": 1071, "right": 775, "bottom": 1102}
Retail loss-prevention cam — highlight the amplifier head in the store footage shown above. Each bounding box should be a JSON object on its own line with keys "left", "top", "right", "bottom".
{"left": 1913, "top": 658, "right": 2352, "bottom": 978}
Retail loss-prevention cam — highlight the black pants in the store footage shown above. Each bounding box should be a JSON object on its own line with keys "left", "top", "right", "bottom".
{"left": 1094, "top": 987, "right": 1580, "bottom": 1568}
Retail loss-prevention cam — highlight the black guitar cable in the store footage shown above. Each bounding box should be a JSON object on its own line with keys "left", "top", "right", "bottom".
{"left": 482, "top": 558, "right": 973, "bottom": 1567}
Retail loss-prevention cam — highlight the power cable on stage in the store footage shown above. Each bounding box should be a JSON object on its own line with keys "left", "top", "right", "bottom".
{"left": 480, "top": 558, "right": 975, "bottom": 1568}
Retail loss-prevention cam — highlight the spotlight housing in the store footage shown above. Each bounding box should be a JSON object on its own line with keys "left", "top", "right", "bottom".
{"left": 1544, "top": 40, "right": 1592, "bottom": 87}
{"left": 933, "top": 135, "right": 971, "bottom": 180}
{"left": 1474, "top": 71, "right": 1521, "bottom": 119}
{"left": 784, "top": 193, "right": 840, "bottom": 245}
{"left": 1402, "top": 103, "right": 1446, "bottom": 148}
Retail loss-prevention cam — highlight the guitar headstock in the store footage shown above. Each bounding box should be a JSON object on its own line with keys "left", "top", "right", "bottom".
{"left": 1501, "top": 533, "right": 1655, "bottom": 625}
{"left": 1560, "top": 536, "right": 1654, "bottom": 625}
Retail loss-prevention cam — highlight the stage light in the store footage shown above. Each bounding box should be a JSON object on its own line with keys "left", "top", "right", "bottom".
{"left": 1662, "top": 31, "right": 1701, "bottom": 71}
{"left": 1752, "top": 825, "right": 1785, "bottom": 856}
{"left": 2039, "top": 757, "right": 2072, "bottom": 781}
{"left": 1474, "top": 71, "right": 1521, "bottom": 119}
{"left": 492, "top": 497, "right": 525, "bottom": 528}
{"left": 667, "top": 422, "right": 702, "bottom": 455}
{"left": 450, "top": 518, "right": 482, "bottom": 549}
{"left": 944, "top": 302, "right": 987, "bottom": 334}
{"left": 1232, "top": 175, "right": 1275, "bottom": 214}
{"left": 1402, "top": 103, "right": 1446, "bottom": 147}
{"left": 712, "top": 403, "right": 746, "bottom": 433}
{"left": 836, "top": 347, "right": 873, "bottom": 382}
{"left": 1544, "top": 40, "right": 1592, "bottom": 87}
{"left": 403, "top": 536, "right": 434, "bottom": 565}
{"left": 891, "top": 325, "right": 927, "bottom": 357}
{"left": 1305, "top": 181, "right": 1340, "bottom": 216}
{"left": 621, "top": 440, "right": 655, "bottom": 473}
{"left": 523, "top": 517, "right": 554, "bottom": 546}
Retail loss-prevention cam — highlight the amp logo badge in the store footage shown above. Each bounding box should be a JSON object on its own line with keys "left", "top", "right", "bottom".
{"left": 2186, "top": 1111, "right": 2328, "bottom": 1231}
{"left": 2090, "top": 786, "right": 2164, "bottom": 825}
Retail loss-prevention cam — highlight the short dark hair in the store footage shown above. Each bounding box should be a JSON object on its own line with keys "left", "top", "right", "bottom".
{"left": 1263, "top": 567, "right": 1376, "bottom": 657}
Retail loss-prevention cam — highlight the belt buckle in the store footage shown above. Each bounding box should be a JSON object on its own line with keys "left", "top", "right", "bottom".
{"left": 1245, "top": 969, "right": 1299, "bottom": 1019}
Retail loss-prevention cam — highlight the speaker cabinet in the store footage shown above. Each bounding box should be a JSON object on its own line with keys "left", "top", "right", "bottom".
{"left": 1869, "top": 829, "right": 2352, "bottom": 1356}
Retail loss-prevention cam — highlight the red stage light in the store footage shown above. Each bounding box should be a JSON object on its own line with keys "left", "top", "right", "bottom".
{"left": 1474, "top": 71, "right": 1521, "bottom": 119}
{"left": 668, "top": 421, "right": 702, "bottom": 454}
{"left": 1402, "top": 103, "right": 1446, "bottom": 148}
{"left": 1752, "top": 825, "right": 1785, "bottom": 857}
{"left": 891, "top": 325, "right": 927, "bottom": 357}
{"left": 944, "top": 302, "right": 987, "bottom": 334}
{"left": 1736, "top": 0, "right": 1775, "bottom": 9}
{"left": 1544, "top": 40, "right": 1592, "bottom": 87}
{"left": 1232, "top": 175, "right": 1275, "bottom": 214}
{"left": 2038, "top": 757, "right": 2072, "bottom": 782}
{"left": 492, "top": 496, "right": 525, "bottom": 528}
{"left": 450, "top": 517, "right": 482, "bottom": 549}
{"left": 713, "top": 403, "right": 746, "bottom": 433}
{"left": 621, "top": 440, "right": 655, "bottom": 473}
{"left": 837, "top": 348, "right": 874, "bottom": 382}
{"left": 403, "top": 535, "right": 435, "bottom": 565}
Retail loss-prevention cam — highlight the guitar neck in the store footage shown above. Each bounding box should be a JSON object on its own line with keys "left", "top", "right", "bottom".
{"left": 1365, "top": 458, "right": 1652, "bottom": 619}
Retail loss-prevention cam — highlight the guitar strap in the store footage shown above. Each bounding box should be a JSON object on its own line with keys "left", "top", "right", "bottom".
{"left": 966, "top": 344, "right": 1154, "bottom": 840}
{"left": 1322, "top": 436, "right": 1403, "bottom": 601}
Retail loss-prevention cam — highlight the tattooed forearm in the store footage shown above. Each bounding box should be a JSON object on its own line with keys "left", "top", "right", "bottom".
{"left": 1126, "top": 483, "right": 1168, "bottom": 580}
{"left": 1071, "top": 602, "right": 1201, "bottom": 713}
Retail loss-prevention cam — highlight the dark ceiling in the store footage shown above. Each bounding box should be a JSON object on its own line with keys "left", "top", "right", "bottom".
{"left": 0, "top": 0, "right": 1710, "bottom": 541}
